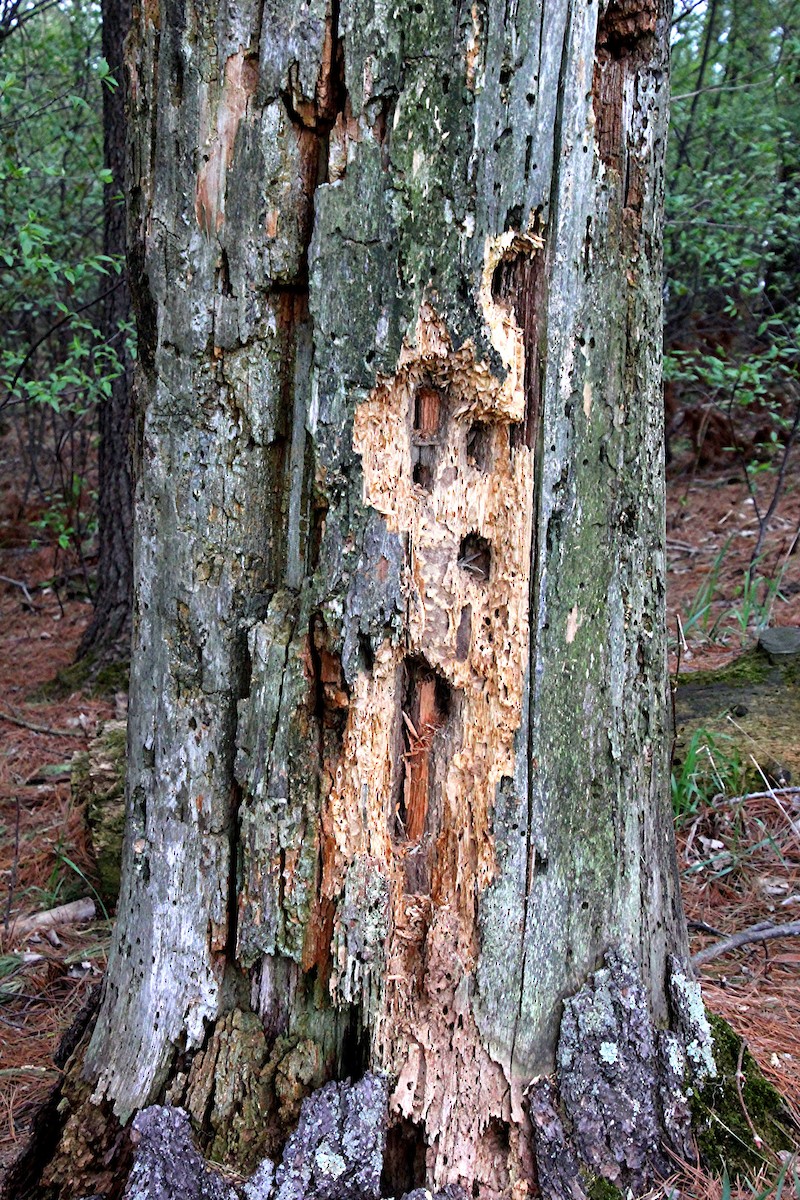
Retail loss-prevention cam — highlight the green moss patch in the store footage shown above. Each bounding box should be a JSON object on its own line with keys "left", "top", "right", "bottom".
{"left": 691, "top": 1014, "right": 797, "bottom": 1178}
{"left": 678, "top": 648, "right": 774, "bottom": 692}
{"left": 585, "top": 1176, "right": 623, "bottom": 1200}
{"left": 35, "top": 655, "right": 129, "bottom": 700}
{"left": 71, "top": 720, "right": 127, "bottom": 904}
{"left": 674, "top": 646, "right": 800, "bottom": 793}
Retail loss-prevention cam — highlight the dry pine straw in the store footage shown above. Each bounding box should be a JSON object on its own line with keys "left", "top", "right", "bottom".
{"left": 0, "top": 541, "right": 113, "bottom": 1178}
{"left": 0, "top": 464, "right": 799, "bottom": 1192}
{"left": 666, "top": 456, "right": 800, "bottom": 674}
{"left": 678, "top": 787, "right": 800, "bottom": 1119}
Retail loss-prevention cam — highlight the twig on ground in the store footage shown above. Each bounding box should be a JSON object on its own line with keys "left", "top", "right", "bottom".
{"left": 721, "top": 786, "right": 800, "bottom": 804}
{"left": 0, "top": 1012, "right": 27, "bottom": 1030}
{"left": 0, "top": 707, "right": 83, "bottom": 737}
{"left": 688, "top": 919, "right": 725, "bottom": 937}
{"left": 0, "top": 575, "right": 39, "bottom": 610}
{"left": 735, "top": 1039, "right": 764, "bottom": 1150}
{"left": 691, "top": 920, "right": 800, "bottom": 968}
{"left": 9, "top": 898, "right": 96, "bottom": 940}
{"left": 748, "top": 756, "right": 800, "bottom": 840}
{"left": 0, "top": 1067, "right": 59, "bottom": 1078}
{"left": 683, "top": 812, "right": 703, "bottom": 862}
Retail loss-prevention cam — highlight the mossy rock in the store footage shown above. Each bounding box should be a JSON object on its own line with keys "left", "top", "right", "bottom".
{"left": 691, "top": 1013, "right": 798, "bottom": 1177}
{"left": 675, "top": 644, "right": 800, "bottom": 789}
{"left": 71, "top": 720, "right": 127, "bottom": 905}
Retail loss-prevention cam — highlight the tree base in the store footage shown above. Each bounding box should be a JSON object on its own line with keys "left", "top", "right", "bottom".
{"left": 527, "top": 950, "right": 715, "bottom": 1200}
{"left": 20, "top": 952, "right": 798, "bottom": 1200}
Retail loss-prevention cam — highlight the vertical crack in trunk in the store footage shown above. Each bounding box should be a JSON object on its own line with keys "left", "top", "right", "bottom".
{"left": 230, "top": 0, "right": 350, "bottom": 987}
{"left": 488, "top": 241, "right": 549, "bottom": 1086}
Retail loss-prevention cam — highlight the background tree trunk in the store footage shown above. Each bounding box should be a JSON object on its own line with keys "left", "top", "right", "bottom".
{"left": 78, "top": 0, "right": 691, "bottom": 1193}
{"left": 76, "top": 0, "right": 134, "bottom": 669}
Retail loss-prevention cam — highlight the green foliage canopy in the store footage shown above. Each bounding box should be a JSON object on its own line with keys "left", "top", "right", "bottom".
{"left": 666, "top": 0, "right": 800, "bottom": 451}
{"left": 0, "top": 0, "right": 126, "bottom": 562}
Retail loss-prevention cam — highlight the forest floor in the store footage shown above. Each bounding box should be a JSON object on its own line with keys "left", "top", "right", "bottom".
{"left": 0, "top": 430, "right": 799, "bottom": 1197}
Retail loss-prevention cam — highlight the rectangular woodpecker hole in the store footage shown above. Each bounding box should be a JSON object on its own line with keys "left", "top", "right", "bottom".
{"left": 380, "top": 1118, "right": 427, "bottom": 1198}
{"left": 593, "top": 0, "right": 657, "bottom": 173}
{"left": 413, "top": 385, "right": 442, "bottom": 437}
{"left": 396, "top": 658, "right": 451, "bottom": 844}
{"left": 466, "top": 421, "right": 493, "bottom": 472}
{"left": 458, "top": 533, "right": 491, "bottom": 582}
{"left": 309, "top": 613, "right": 349, "bottom": 735}
{"left": 411, "top": 383, "right": 445, "bottom": 491}
{"left": 491, "top": 249, "right": 544, "bottom": 449}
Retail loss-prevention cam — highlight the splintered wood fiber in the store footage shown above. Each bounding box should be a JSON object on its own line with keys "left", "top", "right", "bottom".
{"left": 318, "top": 233, "right": 542, "bottom": 1183}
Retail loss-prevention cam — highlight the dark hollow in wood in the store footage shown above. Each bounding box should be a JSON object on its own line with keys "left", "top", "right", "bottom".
{"left": 381, "top": 1115, "right": 428, "bottom": 1198}
{"left": 458, "top": 534, "right": 492, "bottom": 582}
{"left": 466, "top": 421, "right": 493, "bottom": 472}
{"left": 491, "top": 251, "right": 545, "bottom": 449}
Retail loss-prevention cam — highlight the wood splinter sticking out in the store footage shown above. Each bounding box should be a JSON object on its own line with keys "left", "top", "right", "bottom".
{"left": 411, "top": 382, "right": 445, "bottom": 489}
{"left": 397, "top": 658, "right": 451, "bottom": 845}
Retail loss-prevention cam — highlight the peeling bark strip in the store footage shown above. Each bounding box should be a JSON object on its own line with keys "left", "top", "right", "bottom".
{"left": 196, "top": 50, "right": 260, "bottom": 235}
{"left": 79, "top": 0, "right": 689, "bottom": 1195}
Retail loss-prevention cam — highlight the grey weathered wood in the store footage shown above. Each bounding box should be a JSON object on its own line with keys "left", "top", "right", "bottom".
{"left": 82, "top": 0, "right": 691, "bottom": 1193}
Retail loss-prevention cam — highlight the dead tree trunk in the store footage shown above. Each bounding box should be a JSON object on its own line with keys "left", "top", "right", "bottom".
{"left": 77, "top": 0, "right": 134, "bottom": 670}
{"left": 58, "top": 0, "right": 712, "bottom": 1195}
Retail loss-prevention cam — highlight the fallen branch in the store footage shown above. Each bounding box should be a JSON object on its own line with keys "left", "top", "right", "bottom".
{"left": 0, "top": 1066, "right": 59, "bottom": 1077}
{"left": 0, "top": 574, "right": 39, "bottom": 608}
{"left": 722, "top": 786, "right": 800, "bottom": 804}
{"left": 688, "top": 919, "right": 724, "bottom": 938}
{"left": 0, "top": 706, "right": 83, "bottom": 737}
{"left": 691, "top": 920, "right": 800, "bottom": 969}
{"left": 10, "top": 898, "right": 96, "bottom": 939}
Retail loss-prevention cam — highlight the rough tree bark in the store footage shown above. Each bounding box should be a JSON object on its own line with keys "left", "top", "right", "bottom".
{"left": 50, "top": 0, "right": 715, "bottom": 1195}
{"left": 77, "top": 0, "right": 134, "bottom": 670}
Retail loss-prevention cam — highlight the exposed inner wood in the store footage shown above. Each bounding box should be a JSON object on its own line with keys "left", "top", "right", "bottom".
{"left": 317, "top": 231, "right": 543, "bottom": 1189}
{"left": 411, "top": 384, "right": 446, "bottom": 490}
{"left": 399, "top": 662, "right": 448, "bottom": 846}
{"left": 466, "top": 421, "right": 493, "bottom": 472}
{"left": 592, "top": 0, "right": 658, "bottom": 176}
{"left": 458, "top": 533, "right": 491, "bottom": 582}
{"left": 195, "top": 49, "right": 259, "bottom": 236}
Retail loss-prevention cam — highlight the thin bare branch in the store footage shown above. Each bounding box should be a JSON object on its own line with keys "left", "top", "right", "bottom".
{"left": 691, "top": 921, "right": 800, "bottom": 969}
{"left": 0, "top": 707, "right": 83, "bottom": 737}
